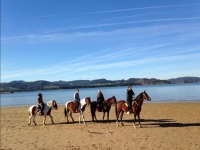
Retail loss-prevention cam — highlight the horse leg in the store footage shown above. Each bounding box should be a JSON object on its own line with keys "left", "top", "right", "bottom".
{"left": 28, "top": 114, "right": 32, "bottom": 125}
{"left": 138, "top": 113, "right": 142, "bottom": 128}
{"left": 43, "top": 115, "right": 46, "bottom": 125}
{"left": 82, "top": 113, "right": 86, "bottom": 124}
{"left": 90, "top": 109, "right": 95, "bottom": 122}
{"left": 49, "top": 114, "right": 54, "bottom": 124}
{"left": 102, "top": 111, "right": 105, "bottom": 123}
{"left": 120, "top": 111, "right": 124, "bottom": 126}
{"left": 107, "top": 111, "right": 110, "bottom": 123}
{"left": 133, "top": 114, "right": 136, "bottom": 128}
{"left": 79, "top": 112, "right": 85, "bottom": 124}
{"left": 116, "top": 114, "right": 119, "bottom": 126}
{"left": 33, "top": 115, "right": 37, "bottom": 125}
{"left": 94, "top": 112, "right": 98, "bottom": 123}
{"left": 69, "top": 112, "right": 74, "bottom": 122}
{"left": 116, "top": 109, "right": 120, "bottom": 126}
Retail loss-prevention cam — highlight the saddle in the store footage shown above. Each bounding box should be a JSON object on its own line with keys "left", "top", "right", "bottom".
{"left": 125, "top": 100, "right": 135, "bottom": 107}
{"left": 37, "top": 105, "right": 45, "bottom": 116}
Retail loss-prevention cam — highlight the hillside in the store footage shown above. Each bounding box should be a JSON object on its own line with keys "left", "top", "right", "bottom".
{"left": 1, "top": 77, "right": 199, "bottom": 93}
{"left": 168, "top": 76, "right": 200, "bottom": 83}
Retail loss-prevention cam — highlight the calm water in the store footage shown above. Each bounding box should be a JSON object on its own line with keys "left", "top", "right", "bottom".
{"left": 1, "top": 83, "right": 200, "bottom": 107}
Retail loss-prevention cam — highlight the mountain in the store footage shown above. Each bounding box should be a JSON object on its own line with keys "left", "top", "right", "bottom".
{"left": 0, "top": 77, "right": 199, "bottom": 93}
{"left": 168, "top": 77, "right": 200, "bottom": 83}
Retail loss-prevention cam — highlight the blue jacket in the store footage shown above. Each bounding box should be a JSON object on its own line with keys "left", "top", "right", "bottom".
{"left": 74, "top": 92, "right": 80, "bottom": 101}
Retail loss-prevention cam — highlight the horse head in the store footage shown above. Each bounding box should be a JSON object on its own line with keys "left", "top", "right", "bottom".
{"left": 85, "top": 97, "right": 91, "bottom": 106}
{"left": 47, "top": 100, "right": 58, "bottom": 110}
{"left": 142, "top": 91, "right": 151, "bottom": 101}
{"left": 111, "top": 96, "right": 117, "bottom": 104}
{"left": 105, "top": 96, "right": 117, "bottom": 106}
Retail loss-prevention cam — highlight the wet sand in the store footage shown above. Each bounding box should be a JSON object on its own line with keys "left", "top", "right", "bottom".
{"left": 1, "top": 102, "right": 200, "bottom": 150}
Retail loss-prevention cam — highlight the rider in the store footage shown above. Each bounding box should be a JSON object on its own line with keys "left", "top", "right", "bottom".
{"left": 37, "top": 93, "right": 44, "bottom": 115}
{"left": 97, "top": 90, "right": 105, "bottom": 111}
{"left": 126, "top": 85, "right": 135, "bottom": 114}
{"left": 74, "top": 89, "right": 80, "bottom": 113}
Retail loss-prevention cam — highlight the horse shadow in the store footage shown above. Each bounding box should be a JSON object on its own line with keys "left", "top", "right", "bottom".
{"left": 84, "top": 119, "right": 200, "bottom": 128}
{"left": 52, "top": 119, "right": 200, "bottom": 128}
{"left": 141, "top": 119, "right": 200, "bottom": 128}
{"left": 120, "top": 118, "right": 200, "bottom": 128}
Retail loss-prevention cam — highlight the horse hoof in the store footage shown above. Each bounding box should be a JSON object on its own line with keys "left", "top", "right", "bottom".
{"left": 52, "top": 122, "right": 54, "bottom": 124}
{"left": 28, "top": 123, "right": 30, "bottom": 125}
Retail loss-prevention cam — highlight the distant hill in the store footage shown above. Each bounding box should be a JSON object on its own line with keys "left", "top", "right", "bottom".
{"left": 0, "top": 76, "right": 199, "bottom": 93}
{"left": 168, "top": 77, "right": 200, "bottom": 83}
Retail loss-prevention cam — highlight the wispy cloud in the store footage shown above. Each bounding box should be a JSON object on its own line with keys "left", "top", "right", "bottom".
{"left": 2, "top": 44, "right": 200, "bottom": 80}
{"left": 12, "top": 3, "right": 200, "bottom": 19}
{"left": 1, "top": 16, "right": 200, "bottom": 42}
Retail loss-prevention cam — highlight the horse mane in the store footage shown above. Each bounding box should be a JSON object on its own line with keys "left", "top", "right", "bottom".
{"left": 47, "top": 100, "right": 53, "bottom": 107}
{"left": 47, "top": 100, "right": 58, "bottom": 109}
{"left": 135, "top": 92, "right": 143, "bottom": 100}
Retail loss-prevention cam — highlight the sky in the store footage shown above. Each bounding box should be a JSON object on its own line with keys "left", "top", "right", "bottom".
{"left": 1, "top": 0, "right": 200, "bottom": 82}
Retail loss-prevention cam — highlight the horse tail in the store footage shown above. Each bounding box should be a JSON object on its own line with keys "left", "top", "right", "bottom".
{"left": 28, "top": 106, "right": 32, "bottom": 116}
{"left": 115, "top": 102, "right": 118, "bottom": 118}
{"left": 64, "top": 106, "right": 67, "bottom": 117}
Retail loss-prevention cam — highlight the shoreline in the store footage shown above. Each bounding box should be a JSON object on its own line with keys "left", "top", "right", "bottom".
{"left": 1, "top": 101, "right": 200, "bottom": 108}
{"left": 1, "top": 82, "right": 200, "bottom": 93}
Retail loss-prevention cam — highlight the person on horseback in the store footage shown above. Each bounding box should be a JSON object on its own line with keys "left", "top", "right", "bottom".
{"left": 37, "top": 93, "right": 44, "bottom": 116}
{"left": 97, "top": 90, "right": 105, "bottom": 111}
{"left": 74, "top": 89, "right": 80, "bottom": 113}
{"left": 126, "top": 85, "right": 135, "bottom": 114}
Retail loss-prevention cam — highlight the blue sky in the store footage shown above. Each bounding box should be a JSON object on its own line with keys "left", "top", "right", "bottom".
{"left": 1, "top": 0, "right": 200, "bottom": 82}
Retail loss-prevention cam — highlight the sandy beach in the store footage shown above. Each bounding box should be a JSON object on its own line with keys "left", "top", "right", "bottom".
{"left": 1, "top": 102, "right": 200, "bottom": 150}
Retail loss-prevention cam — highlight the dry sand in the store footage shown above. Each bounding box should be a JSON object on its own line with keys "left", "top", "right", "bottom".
{"left": 1, "top": 102, "right": 200, "bottom": 150}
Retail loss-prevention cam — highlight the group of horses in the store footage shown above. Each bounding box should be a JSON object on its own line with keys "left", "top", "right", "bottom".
{"left": 28, "top": 91, "right": 151, "bottom": 128}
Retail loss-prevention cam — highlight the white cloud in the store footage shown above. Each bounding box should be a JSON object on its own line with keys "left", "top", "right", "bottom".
{"left": 1, "top": 16, "right": 200, "bottom": 42}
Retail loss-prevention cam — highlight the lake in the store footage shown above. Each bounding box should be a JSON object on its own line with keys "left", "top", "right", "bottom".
{"left": 1, "top": 83, "right": 200, "bottom": 107}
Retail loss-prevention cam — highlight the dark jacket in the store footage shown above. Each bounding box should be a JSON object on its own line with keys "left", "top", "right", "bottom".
{"left": 126, "top": 89, "right": 135, "bottom": 102}
{"left": 37, "top": 96, "right": 44, "bottom": 104}
{"left": 97, "top": 92, "right": 105, "bottom": 102}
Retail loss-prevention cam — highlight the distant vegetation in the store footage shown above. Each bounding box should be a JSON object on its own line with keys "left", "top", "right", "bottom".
{"left": 1, "top": 77, "right": 199, "bottom": 93}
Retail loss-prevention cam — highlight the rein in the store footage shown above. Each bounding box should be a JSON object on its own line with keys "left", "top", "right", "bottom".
{"left": 134, "top": 101, "right": 140, "bottom": 108}
{"left": 134, "top": 93, "right": 146, "bottom": 108}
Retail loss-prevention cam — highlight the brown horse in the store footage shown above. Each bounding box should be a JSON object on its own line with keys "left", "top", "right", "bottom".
{"left": 90, "top": 96, "right": 117, "bottom": 123}
{"left": 64, "top": 97, "right": 91, "bottom": 124}
{"left": 115, "top": 91, "right": 151, "bottom": 128}
{"left": 28, "top": 100, "right": 58, "bottom": 126}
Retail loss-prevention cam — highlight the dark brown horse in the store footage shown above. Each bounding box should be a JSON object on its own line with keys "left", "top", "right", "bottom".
{"left": 90, "top": 96, "right": 117, "bottom": 123}
{"left": 64, "top": 97, "right": 91, "bottom": 124}
{"left": 115, "top": 91, "right": 151, "bottom": 128}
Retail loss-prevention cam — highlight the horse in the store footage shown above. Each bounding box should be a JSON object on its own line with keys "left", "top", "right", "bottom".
{"left": 28, "top": 100, "right": 58, "bottom": 126}
{"left": 115, "top": 91, "right": 151, "bottom": 128}
{"left": 90, "top": 96, "right": 117, "bottom": 123}
{"left": 64, "top": 97, "right": 91, "bottom": 124}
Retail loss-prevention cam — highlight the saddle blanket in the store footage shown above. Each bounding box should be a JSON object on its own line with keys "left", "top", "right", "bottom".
{"left": 125, "top": 101, "right": 135, "bottom": 107}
